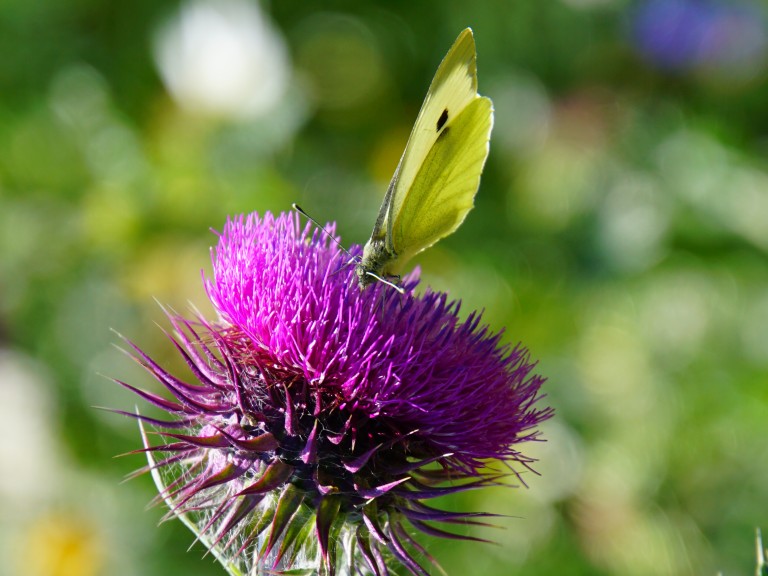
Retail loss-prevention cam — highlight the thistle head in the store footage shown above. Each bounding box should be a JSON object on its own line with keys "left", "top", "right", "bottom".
{"left": 116, "top": 211, "right": 552, "bottom": 575}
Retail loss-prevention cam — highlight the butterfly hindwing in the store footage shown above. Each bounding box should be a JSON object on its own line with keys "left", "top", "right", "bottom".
{"left": 389, "top": 96, "right": 493, "bottom": 272}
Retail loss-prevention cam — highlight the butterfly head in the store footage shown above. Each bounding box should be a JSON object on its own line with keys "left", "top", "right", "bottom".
{"left": 356, "top": 238, "right": 396, "bottom": 289}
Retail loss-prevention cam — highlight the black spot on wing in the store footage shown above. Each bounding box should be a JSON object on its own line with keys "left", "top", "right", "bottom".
{"left": 436, "top": 108, "right": 449, "bottom": 132}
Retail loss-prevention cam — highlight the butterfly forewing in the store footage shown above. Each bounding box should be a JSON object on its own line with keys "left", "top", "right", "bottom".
{"left": 384, "top": 29, "right": 480, "bottom": 243}
{"left": 357, "top": 28, "right": 493, "bottom": 288}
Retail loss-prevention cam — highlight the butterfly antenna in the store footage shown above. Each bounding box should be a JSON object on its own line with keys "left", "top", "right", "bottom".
{"left": 365, "top": 271, "right": 405, "bottom": 295}
{"left": 293, "top": 203, "right": 406, "bottom": 295}
{"left": 292, "top": 203, "right": 355, "bottom": 259}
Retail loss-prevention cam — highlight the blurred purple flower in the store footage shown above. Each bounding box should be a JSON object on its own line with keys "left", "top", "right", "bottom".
{"left": 117, "top": 211, "right": 551, "bottom": 575}
{"left": 630, "top": 0, "right": 768, "bottom": 76}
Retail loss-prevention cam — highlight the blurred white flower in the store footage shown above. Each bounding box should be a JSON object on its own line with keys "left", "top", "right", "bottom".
{"left": 0, "top": 350, "right": 147, "bottom": 576}
{"left": 0, "top": 350, "right": 60, "bottom": 502}
{"left": 154, "top": 0, "right": 290, "bottom": 119}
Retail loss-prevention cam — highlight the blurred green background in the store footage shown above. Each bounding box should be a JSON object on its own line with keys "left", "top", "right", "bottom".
{"left": 2, "top": 1, "right": 768, "bottom": 575}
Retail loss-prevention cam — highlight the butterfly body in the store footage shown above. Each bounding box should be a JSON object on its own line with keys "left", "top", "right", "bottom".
{"left": 356, "top": 28, "right": 494, "bottom": 289}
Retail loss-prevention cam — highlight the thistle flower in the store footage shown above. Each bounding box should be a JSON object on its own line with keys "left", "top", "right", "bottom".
{"left": 116, "top": 211, "right": 552, "bottom": 576}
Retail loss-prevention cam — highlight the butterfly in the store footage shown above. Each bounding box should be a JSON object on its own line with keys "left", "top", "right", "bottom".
{"left": 355, "top": 28, "right": 494, "bottom": 289}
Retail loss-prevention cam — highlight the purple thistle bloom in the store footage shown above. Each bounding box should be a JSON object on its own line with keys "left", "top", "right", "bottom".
{"left": 117, "top": 211, "right": 552, "bottom": 576}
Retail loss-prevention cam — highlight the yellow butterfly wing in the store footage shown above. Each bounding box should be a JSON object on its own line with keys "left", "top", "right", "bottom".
{"left": 388, "top": 96, "right": 493, "bottom": 273}
{"left": 384, "top": 28, "right": 483, "bottom": 235}
{"left": 357, "top": 28, "right": 493, "bottom": 287}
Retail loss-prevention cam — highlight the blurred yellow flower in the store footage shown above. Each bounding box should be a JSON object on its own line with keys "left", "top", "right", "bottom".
{"left": 21, "top": 512, "right": 104, "bottom": 576}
